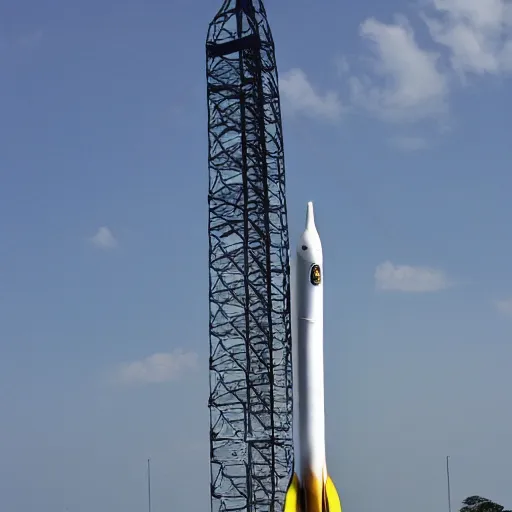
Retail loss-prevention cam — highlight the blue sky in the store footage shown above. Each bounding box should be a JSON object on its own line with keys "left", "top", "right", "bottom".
{"left": 1, "top": 0, "right": 511, "bottom": 511}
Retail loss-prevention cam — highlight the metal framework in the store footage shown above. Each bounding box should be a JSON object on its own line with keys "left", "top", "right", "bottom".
{"left": 206, "top": 1, "right": 293, "bottom": 511}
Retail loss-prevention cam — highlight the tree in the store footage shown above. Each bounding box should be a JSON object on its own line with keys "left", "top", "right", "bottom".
{"left": 461, "top": 496, "right": 511, "bottom": 512}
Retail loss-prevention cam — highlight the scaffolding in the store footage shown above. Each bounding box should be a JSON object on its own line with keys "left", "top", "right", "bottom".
{"left": 206, "top": 1, "right": 293, "bottom": 511}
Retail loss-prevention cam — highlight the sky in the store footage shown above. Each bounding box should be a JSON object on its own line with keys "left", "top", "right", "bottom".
{"left": 1, "top": 0, "right": 511, "bottom": 511}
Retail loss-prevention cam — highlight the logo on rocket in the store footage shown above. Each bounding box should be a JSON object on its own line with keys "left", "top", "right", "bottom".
{"left": 310, "top": 264, "right": 321, "bottom": 286}
{"left": 284, "top": 202, "right": 342, "bottom": 512}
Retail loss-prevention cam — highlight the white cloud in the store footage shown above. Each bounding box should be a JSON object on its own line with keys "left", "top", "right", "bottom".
{"left": 280, "top": 68, "right": 343, "bottom": 121}
{"left": 495, "top": 299, "right": 512, "bottom": 315}
{"left": 89, "top": 226, "right": 117, "bottom": 249}
{"left": 423, "top": 0, "right": 512, "bottom": 77}
{"left": 375, "top": 261, "right": 450, "bottom": 292}
{"left": 350, "top": 17, "right": 449, "bottom": 122}
{"left": 388, "top": 135, "right": 429, "bottom": 151}
{"left": 288, "top": 0, "right": 512, "bottom": 126}
{"left": 114, "top": 350, "right": 198, "bottom": 386}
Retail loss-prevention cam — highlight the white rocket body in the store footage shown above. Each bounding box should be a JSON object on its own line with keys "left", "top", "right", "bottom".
{"left": 296, "top": 202, "right": 326, "bottom": 482}
{"left": 284, "top": 202, "right": 341, "bottom": 512}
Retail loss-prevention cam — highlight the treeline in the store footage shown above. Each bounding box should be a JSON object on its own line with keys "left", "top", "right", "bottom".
{"left": 461, "top": 496, "right": 510, "bottom": 512}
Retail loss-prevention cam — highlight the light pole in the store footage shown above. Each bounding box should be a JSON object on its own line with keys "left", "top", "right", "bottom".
{"left": 148, "top": 458, "right": 152, "bottom": 512}
{"left": 446, "top": 456, "right": 452, "bottom": 512}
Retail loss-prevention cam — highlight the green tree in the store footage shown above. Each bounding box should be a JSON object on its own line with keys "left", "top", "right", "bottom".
{"left": 461, "top": 496, "right": 511, "bottom": 512}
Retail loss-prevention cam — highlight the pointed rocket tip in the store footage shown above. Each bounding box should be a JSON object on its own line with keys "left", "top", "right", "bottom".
{"left": 306, "top": 201, "right": 315, "bottom": 230}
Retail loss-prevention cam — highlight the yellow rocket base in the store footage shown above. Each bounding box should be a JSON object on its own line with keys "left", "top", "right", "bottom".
{"left": 324, "top": 475, "right": 342, "bottom": 512}
{"left": 284, "top": 473, "right": 301, "bottom": 512}
{"left": 284, "top": 472, "right": 342, "bottom": 512}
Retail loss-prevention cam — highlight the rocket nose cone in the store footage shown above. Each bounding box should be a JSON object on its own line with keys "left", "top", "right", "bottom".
{"left": 298, "top": 201, "right": 322, "bottom": 263}
{"left": 306, "top": 201, "right": 316, "bottom": 231}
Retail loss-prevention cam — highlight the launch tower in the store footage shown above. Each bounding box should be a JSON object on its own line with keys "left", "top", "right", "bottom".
{"left": 206, "top": 1, "right": 293, "bottom": 511}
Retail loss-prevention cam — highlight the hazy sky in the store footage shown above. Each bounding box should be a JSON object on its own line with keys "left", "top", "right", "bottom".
{"left": 1, "top": 0, "right": 511, "bottom": 511}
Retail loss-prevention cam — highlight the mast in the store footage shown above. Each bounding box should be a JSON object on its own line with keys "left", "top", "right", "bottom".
{"left": 206, "top": 1, "right": 294, "bottom": 511}
{"left": 147, "top": 458, "right": 152, "bottom": 512}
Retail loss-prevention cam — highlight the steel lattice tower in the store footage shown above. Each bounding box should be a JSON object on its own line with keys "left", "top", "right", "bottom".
{"left": 206, "top": 1, "right": 293, "bottom": 511}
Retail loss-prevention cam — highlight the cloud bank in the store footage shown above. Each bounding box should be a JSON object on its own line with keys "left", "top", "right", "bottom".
{"left": 350, "top": 16, "right": 449, "bottom": 122}
{"left": 279, "top": 68, "right": 343, "bottom": 121}
{"left": 114, "top": 350, "right": 198, "bottom": 386}
{"left": 280, "top": 0, "right": 512, "bottom": 125}
{"left": 375, "top": 261, "right": 451, "bottom": 292}
{"left": 89, "top": 226, "right": 118, "bottom": 249}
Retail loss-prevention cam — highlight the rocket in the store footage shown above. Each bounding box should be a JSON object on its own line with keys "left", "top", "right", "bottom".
{"left": 284, "top": 202, "right": 342, "bottom": 512}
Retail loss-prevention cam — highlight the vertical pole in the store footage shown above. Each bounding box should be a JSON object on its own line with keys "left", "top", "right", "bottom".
{"left": 446, "top": 456, "right": 452, "bottom": 512}
{"left": 148, "top": 458, "right": 152, "bottom": 512}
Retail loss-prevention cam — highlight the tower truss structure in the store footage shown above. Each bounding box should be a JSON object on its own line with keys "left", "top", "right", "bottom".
{"left": 206, "top": 1, "right": 293, "bottom": 511}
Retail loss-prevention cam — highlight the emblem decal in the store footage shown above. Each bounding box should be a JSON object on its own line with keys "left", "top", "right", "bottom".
{"left": 310, "top": 264, "right": 321, "bottom": 285}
